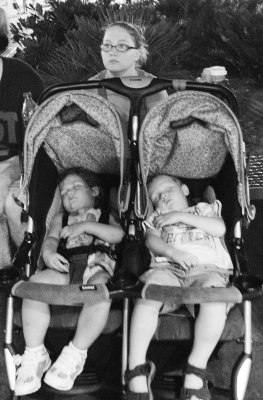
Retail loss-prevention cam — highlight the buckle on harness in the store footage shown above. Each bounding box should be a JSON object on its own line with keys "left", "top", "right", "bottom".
{"left": 12, "top": 195, "right": 29, "bottom": 223}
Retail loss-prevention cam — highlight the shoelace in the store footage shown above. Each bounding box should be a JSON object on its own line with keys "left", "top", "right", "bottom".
{"left": 15, "top": 350, "right": 39, "bottom": 378}
{"left": 14, "top": 354, "right": 22, "bottom": 367}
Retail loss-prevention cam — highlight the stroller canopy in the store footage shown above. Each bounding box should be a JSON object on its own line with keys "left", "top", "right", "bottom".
{"left": 138, "top": 90, "right": 254, "bottom": 220}
{"left": 19, "top": 90, "right": 126, "bottom": 211}
{"left": 18, "top": 85, "right": 255, "bottom": 225}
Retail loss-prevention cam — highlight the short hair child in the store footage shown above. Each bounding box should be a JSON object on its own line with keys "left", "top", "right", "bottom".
{"left": 126, "top": 174, "right": 233, "bottom": 400}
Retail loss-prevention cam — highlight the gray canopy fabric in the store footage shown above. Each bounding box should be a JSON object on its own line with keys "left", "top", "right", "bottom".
{"left": 138, "top": 91, "right": 255, "bottom": 220}
{"left": 17, "top": 91, "right": 127, "bottom": 213}
{"left": 17, "top": 88, "right": 254, "bottom": 223}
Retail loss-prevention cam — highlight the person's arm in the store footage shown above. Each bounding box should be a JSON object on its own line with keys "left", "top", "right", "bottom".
{"left": 154, "top": 207, "right": 226, "bottom": 237}
{"left": 145, "top": 228, "right": 173, "bottom": 258}
{"left": 42, "top": 213, "right": 69, "bottom": 272}
{"left": 146, "top": 228, "right": 198, "bottom": 270}
{"left": 60, "top": 216, "right": 124, "bottom": 245}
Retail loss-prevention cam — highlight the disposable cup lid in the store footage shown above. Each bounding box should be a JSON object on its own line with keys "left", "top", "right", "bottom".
{"left": 209, "top": 66, "right": 227, "bottom": 76}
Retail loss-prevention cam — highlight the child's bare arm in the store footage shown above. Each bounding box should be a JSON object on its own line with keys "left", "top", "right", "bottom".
{"left": 60, "top": 216, "right": 124, "bottom": 244}
{"left": 154, "top": 211, "right": 226, "bottom": 237}
{"left": 146, "top": 229, "right": 198, "bottom": 270}
{"left": 42, "top": 213, "right": 69, "bottom": 272}
{"left": 146, "top": 229, "right": 173, "bottom": 258}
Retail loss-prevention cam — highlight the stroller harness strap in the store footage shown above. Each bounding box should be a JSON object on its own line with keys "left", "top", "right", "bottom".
{"left": 58, "top": 212, "right": 113, "bottom": 260}
{"left": 59, "top": 243, "right": 113, "bottom": 259}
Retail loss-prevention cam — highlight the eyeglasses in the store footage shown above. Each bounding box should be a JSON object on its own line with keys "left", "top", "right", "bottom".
{"left": 101, "top": 43, "right": 137, "bottom": 53}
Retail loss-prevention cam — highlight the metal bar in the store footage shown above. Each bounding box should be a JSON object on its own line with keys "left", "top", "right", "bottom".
{"left": 121, "top": 298, "right": 130, "bottom": 391}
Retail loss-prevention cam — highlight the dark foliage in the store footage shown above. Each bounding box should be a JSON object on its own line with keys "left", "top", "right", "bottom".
{"left": 10, "top": 0, "right": 263, "bottom": 84}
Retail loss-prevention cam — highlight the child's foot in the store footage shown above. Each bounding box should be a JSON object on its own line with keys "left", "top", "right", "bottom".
{"left": 184, "top": 371, "right": 204, "bottom": 390}
{"left": 125, "top": 360, "right": 156, "bottom": 400}
{"left": 181, "top": 363, "right": 211, "bottom": 400}
{"left": 129, "top": 374, "right": 148, "bottom": 393}
{"left": 15, "top": 345, "right": 51, "bottom": 396}
{"left": 44, "top": 341, "right": 87, "bottom": 391}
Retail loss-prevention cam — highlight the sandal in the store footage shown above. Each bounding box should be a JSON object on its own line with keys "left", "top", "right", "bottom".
{"left": 181, "top": 363, "right": 211, "bottom": 400}
{"left": 125, "top": 360, "right": 156, "bottom": 400}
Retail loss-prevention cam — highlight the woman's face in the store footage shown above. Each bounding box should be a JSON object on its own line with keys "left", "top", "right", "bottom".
{"left": 101, "top": 26, "right": 140, "bottom": 77}
{"left": 60, "top": 174, "right": 97, "bottom": 214}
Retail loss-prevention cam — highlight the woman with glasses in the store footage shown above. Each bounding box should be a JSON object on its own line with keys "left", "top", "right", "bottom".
{"left": 90, "top": 21, "right": 167, "bottom": 127}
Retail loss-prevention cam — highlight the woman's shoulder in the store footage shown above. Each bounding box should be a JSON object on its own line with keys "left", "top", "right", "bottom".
{"left": 89, "top": 70, "right": 107, "bottom": 80}
{"left": 3, "top": 57, "right": 38, "bottom": 74}
{"left": 137, "top": 69, "right": 156, "bottom": 78}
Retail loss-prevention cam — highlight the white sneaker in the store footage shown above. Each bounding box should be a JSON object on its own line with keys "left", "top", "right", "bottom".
{"left": 15, "top": 346, "right": 51, "bottom": 396}
{"left": 44, "top": 342, "right": 87, "bottom": 391}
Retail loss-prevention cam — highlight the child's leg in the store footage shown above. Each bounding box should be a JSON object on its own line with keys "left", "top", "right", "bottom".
{"left": 22, "top": 269, "right": 69, "bottom": 347}
{"left": 15, "top": 269, "right": 69, "bottom": 396}
{"left": 185, "top": 302, "right": 227, "bottom": 390}
{"left": 184, "top": 271, "right": 228, "bottom": 393}
{"left": 44, "top": 270, "right": 111, "bottom": 391}
{"left": 127, "top": 268, "right": 181, "bottom": 394}
{"left": 72, "top": 270, "right": 111, "bottom": 350}
{"left": 128, "top": 298, "right": 162, "bottom": 393}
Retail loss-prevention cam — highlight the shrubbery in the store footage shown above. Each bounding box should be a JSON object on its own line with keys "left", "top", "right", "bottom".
{"left": 10, "top": 0, "right": 263, "bottom": 86}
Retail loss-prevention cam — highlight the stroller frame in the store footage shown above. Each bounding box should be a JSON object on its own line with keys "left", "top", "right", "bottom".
{"left": 1, "top": 77, "right": 262, "bottom": 400}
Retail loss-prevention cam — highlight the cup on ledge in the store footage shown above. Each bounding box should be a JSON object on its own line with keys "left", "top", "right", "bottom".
{"left": 201, "top": 66, "right": 227, "bottom": 83}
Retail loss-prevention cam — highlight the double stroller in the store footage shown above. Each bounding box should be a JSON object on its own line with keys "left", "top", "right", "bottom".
{"left": 1, "top": 76, "right": 262, "bottom": 400}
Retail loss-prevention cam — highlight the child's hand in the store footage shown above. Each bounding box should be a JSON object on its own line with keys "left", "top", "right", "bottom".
{"left": 46, "top": 253, "right": 69, "bottom": 273}
{"left": 60, "top": 222, "right": 86, "bottom": 240}
{"left": 168, "top": 249, "right": 198, "bottom": 271}
{"left": 154, "top": 212, "right": 181, "bottom": 229}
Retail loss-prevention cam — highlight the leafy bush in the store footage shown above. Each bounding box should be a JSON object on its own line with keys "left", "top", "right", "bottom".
{"left": 39, "top": 17, "right": 104, "bottom": 85}
{"left": 10, "top": 0, "right": 263, "bottom": 84}
{"left": 10, "top": 0, "right": 101, "bottom": 68}
{"left": 155, "top": 0, "right": 263, "bottom": 77}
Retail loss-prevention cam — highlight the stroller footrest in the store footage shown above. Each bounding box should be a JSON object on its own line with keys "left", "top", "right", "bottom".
{"left": 11, "top": 281, "right": 109, "bottom": 305}
{"left": 142, "top": 285, "right": 243, "bottom": 304}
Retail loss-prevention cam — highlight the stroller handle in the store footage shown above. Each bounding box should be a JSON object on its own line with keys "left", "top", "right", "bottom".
{"left": 39, "top": 77, "right": 239, "bottom": 116}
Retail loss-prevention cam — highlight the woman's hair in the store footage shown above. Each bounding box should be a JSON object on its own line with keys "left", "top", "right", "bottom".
{"left": 0, "top": 8, "right": 9, "bottom": 52}
{"left": 58, "top": 167, "right": 104, "bottom": 209}
{"left": 102, "top": 21, "right": 149, "bottom": 67}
